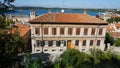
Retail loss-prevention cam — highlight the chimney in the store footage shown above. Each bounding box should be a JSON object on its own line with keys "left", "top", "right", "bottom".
{"left": 61, "top": 9, "right": 64, "bottom": 13}
{"left": 83, "top": 9, "right": 87, "bottom": 14}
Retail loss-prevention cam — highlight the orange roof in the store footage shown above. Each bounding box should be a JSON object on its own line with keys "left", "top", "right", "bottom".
{"left": 29, "top": 13, "right": 107, "bottom": 24}
{"left": 109, "top": 32, "right": 120, "bottom": 39}
{"left": 10, "top": 24, "right": 30, "bottom": 37}
{"left": 106, "top": 25, "right": 115, "bottom": 31}
{"left": 115, "top": 23, "right": 120, "bottom": 28}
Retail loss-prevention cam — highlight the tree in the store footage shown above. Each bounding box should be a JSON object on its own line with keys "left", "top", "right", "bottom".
{"left": 0, "top": 31, "right": 25, "bottom": 68}
{"left": 104, "top": 32, "right": 114, "bottom": 51}
{"left": 115, "top": 39, "right": 120, "bottom": 47}
{"left": 0, "top": 16, "right": 14, "bottom": 29}
{"left": 24, "top": 53, "right": 43, "bottom": 68}
{"left": 54, "top": 49, "right": 120, "bottom": 68}
{"left": 107, "top": 17, "right": 120, "bottom": 23}
{"left": 0, "top": 0, "right": 15, "bottom": 11}
{"left": 0, "top": 16, "right": 25, "bottom": 68}
{"left": 107, "top": 18, "right": 114, "bottom": 23}
{"left": 55, "top": 49, "right": 91, "bottom": 68}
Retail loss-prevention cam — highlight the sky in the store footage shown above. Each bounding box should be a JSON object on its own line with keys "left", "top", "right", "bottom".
{"left": 13, "top": 0, "right": 120, "bottom": 9}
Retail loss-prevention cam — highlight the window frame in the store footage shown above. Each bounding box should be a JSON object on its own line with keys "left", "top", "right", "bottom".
{"left": 76, "top": 28, "right": 80, "bottom": 35}
{"left": 82, "top": 40, "right": 86, "bottom": 46}
{"left": 84, "top": 28, "right": 88, "bottom": 35}
{"left": 68, "top": 28, "right": 72, "bottom": 35}
{"left": 35, "top": 27, "right": 40, "bottom": 35}
{"left": 91, "top": 28, "right": 95, "bottom": 35}
{"left": 97, "top": 40, "right": 101, "bottom": 46}
{"left": 75, "top": 40, "right": 79, "bottom": 46}
{"left": 52, "top": 28, "right": 56, "bottom": 35}
{"left": 36, "top": 40, "right": 41, "bottom": 47}
{"left": 44, "top": 28, "right": 48, "bottom": 35}
{"left": 90, "top": 40, "right": 94, "bottom": 46}
{"left": 60, "top": 27, "right": 65, "bottom": 35}
{"left": 99, "top": 28, "right": 103, "bottom": 35}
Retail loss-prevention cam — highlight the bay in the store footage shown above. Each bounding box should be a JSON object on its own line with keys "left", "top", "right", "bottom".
{"left": 3, "top": 9, "right": 99, "bottom": 16}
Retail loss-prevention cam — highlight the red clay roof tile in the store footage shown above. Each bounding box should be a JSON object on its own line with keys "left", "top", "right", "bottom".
{"left": 10, "top": 24, "right": 30, "bottom": 37}
{"left": 115, "top": 23, "right": 120, "bottom": 28}
{"left": 29, "top": 13, "right": 107, "bottom": 24}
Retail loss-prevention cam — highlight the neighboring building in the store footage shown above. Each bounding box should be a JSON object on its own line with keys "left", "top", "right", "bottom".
{"left": 107, "top": 23, "right": 120, "bottom": 39}
{"left": 10, "top": 23, "right": 31, "bottom": 52}
{"left": 5, "top": 10, "right": 36, "bottom": 23}
{"left": 100, "top": 12, "right": 120, "bottom": 22}
{"left": 29, "top": 13, "right": 107, "bottom": 55}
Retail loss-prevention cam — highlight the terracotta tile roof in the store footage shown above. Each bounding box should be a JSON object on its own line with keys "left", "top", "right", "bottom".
{"left": 106, "top": 25, "right": 115, "bottom": 31}
{"left": 10, "top": 24, "right": 30, "bottom": 37}
{"left": 109, "top": 32, "right": 120, "bottom": 39}
{"left": 29, "top": 13, "right": 107, "bottom": 24}
{"left": 115, "top": 23, "right": 120, "bottom": 28}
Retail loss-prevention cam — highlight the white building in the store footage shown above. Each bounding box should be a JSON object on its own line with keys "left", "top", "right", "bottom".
{"left": 29, "top": 13, "right": 108, "bottom": 60}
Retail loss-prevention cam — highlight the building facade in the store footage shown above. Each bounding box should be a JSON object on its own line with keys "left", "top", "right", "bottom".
{"left": 29, "top": 13, "right": 108, "bottom": 54}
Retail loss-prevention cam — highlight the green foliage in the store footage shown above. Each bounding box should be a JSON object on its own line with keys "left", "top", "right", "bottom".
{"left": 107, "top": 18, "right": 114, "bottom": 23}
{"left": 54, "top": 49, "right": 91, "bottom": 68}
{"left": 105, "top": 32, "right": 114, "bottom": 45}
{"left": 0, "top": 16, "right": 25, "bottom": 68}
{"left": 0, "top": 16, "right": 14, "bottom": 29}
{"left": 115, "top": 39, "right": 120, "bottom": 47}
{"left": 107, "top": 17, "right": 120, "bottom": 23}
{"left": 54, "top": 49, "right": 120, "bottom": 68}
{"left": 0, "top": 0, "right": 15, "bottom": 11}
{"left": 24, "top": 53, "right": 43, "bottom": 68}
{"left": 0, "top": 31, "right": 25, "bottom": 67}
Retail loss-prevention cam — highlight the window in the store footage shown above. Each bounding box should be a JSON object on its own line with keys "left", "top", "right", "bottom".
{"left": 82, "top": 40, "right": 86, "bottom": 46}
{"left": 68, "top": 28, "right": 72, "bottom": 35}
{"left": 64, "top": 41, "right": 66, "bottom": 46}
{"left": 91, "top": 28, "right": 95, "bottom": 35}
{"left": 60, "top": 28, "right": 64, "bottom": 35}
{"left": 36, "top": 40, "right": 41, "bottom": 47}
{"left": 37, "top": 50, "right": 40, "bottom": 52}
{"left": 60, "top": 49, "right": 63, "bottom": 51}
{"left": 99, "top": 28, "right": 103, "bottom": 35}
{"left": 76, "top": 28, "right": 80, "bottom": 35}
{"left": 52, "top": 49, "right": 56, "bottom": 51}
{"left": 44, "top": 28, "right": 48, "bottom": 35}
{"left": 90, "top": 40, "right": 94, "bottom": 46}
{"left": 75, "top": 40, "right": 79, "bottom": 46}
{"left": 56, "top": 41, "right": 60, "bottom": 46}
{"left": 53, "top": 41, "right": 56, "bottom": 46}
{"left": 60, "top": 40, "right": 64, "bottom": 46}
{"left": 97, "top": 40, "right": 101, "bottom": 46}
{"left": 84, "top": 28, "right": 88, "bottom": 35}
{"left": 45, "top": 41, "right": 48, "bottom": 47}
{"left": 49, "top": 41, "right": 53, "bottom": 46}
{"left": 35, "top": 28, "right": 40, "bottom": 35}
{"left": 44, "top": 49, "right": 48, "bottom": 51}
{"left": 52, "top": 28, "right": 56, "bottom": 35}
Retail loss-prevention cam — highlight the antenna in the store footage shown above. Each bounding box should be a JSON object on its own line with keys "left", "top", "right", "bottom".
{"left": 61, "top": 0, "right": 64, "bottom": 13}
{"left": 62, "top": 0, "right": 64, "bottom": 7}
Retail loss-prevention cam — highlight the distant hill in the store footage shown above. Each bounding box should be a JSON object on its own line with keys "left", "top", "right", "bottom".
{"left": 15, "top": 6, "right": 117, "bottom": 12}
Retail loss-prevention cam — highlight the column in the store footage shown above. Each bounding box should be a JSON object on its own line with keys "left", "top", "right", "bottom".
{"left": 73, "top": 27, "right": 76, "bottom": 36}
{"left": 65, "top": 27, "right": 68, "bottom": 37}
{"left": 103, "top": 28, "right": 107, "bottom": 36}
{"left": 49, "top": 26, "right": 52, "bottom": 36}
{"left": 79, "top": 40, "right": 82, "bottom": 51}
{"left": 80, "top": 27, "right": 84, "bottom": 36}
{"left": 86, "top": 40, "right": 89, "bottom": 51}
{"left": 31, "top": 39, "right": 36, "bottom": 53}
{"left": 57, "top": 26, "right": 60, "bottom": 36}
{"left": 88, "top": 28, "right": 91, "bottom": 36}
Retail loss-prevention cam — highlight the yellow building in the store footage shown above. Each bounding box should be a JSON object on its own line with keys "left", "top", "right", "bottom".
{"left": 29, "top": 13, "right": 107, "bottom": 54}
